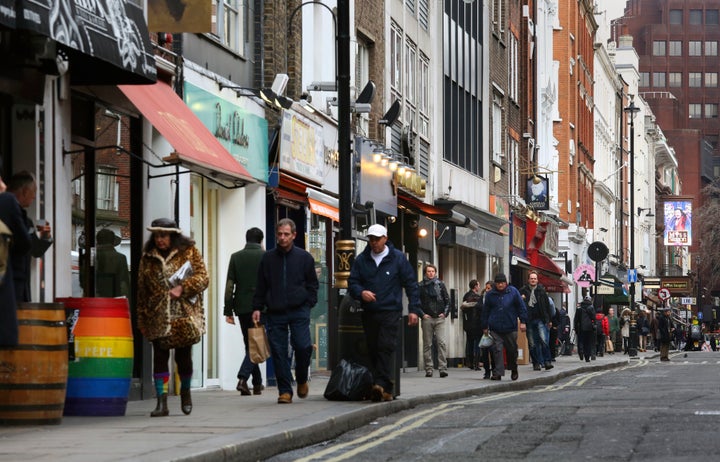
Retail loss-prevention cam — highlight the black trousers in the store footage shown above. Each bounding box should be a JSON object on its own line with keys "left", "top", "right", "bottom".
{"left": 361, "top": 310, "right": 401, "bottom": 394}
{"left": 237, "top": 312, "right": 263, "bottom": 386}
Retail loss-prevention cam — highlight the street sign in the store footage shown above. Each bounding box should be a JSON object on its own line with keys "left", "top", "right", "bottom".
{"left": 681, "top": 297, "right": 696, "bottom": 305}
{"left": 627, "top": 269, "right": 637, "bottom": 283}
{"left": 573, "top": 264, "right": 595, "bottom": 288}
{"left": 658, "top": 288, "right": 671, "bottom": 300}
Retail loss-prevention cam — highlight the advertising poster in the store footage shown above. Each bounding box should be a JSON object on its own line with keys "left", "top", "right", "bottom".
{"left": 663, "top": 200, "right": 692, "bottom": 246}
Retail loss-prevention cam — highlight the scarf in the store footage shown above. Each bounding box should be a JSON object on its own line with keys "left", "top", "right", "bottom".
{"left": 529, "top": 286, "right": 537, "bottom": 307}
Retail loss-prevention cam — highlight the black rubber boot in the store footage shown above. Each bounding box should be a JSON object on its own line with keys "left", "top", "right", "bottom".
{"left": 180, "top": 389, "right": 192, "bottom": 415}
{"left": 150, "top": 394, "right": 169, "bottom": 417}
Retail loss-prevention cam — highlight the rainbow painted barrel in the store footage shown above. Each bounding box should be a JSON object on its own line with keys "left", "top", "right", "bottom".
{"left": 56, "top": 298, "right": 133, "bottom": 416}
{"left": 0, "top": 303, "right": 68, "bottom": 425}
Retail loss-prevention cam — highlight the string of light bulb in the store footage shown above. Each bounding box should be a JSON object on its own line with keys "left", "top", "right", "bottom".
{"left": 371, "top": 148, "right": 415, "bottom": 178}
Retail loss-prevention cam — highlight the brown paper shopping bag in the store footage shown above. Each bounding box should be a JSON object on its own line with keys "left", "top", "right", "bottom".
{"left": 248, "top": 322, "right": 271, "bottom": 364}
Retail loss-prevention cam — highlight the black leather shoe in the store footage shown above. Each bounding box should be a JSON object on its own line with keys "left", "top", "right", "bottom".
{"left": 236, "top": 378, "right": 251, "bottom": 396}
{"left": 490, "top": 375, "right": 501, "bottom": 381}
{"left": 253, "top": 384, "right": 264, "bottom": 395}
{"left": 439, "top": 371, "right": 448, "bottom": 378}
{"left": 425, "top": 371, "right": 433, "bottom": 377}
{"left": 544, "top": 362, "right": 554, "bottom": 370}
{"left": 511, "top": 370, "right": 518, "bottom": 381}
{"left": 533, "top": 364, "right": 541, "bottom": 371}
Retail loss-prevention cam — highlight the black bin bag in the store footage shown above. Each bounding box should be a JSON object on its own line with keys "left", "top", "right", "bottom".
{"left": 323, "top": 359, "right": 373, "bottom": 401}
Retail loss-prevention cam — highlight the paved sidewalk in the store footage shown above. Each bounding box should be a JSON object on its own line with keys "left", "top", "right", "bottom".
{"left": 0, "top": 353, "right": 647, "bottom": 462}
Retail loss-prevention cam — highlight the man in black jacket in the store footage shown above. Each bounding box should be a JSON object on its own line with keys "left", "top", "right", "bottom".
{"left": 419, "top": 263, "right": 450, "bottom": 377}
{"left": 520, "top": 271, "right": 554, "bottom": 371}
{"left": 225, "top": 227, "right": 265, "bottom": 395}
{"left": 252, "top": 218, "right": 318, "bottom": 404}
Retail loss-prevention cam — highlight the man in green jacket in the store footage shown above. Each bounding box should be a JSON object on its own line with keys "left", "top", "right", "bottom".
{"left": 224, "top": 227, "right": 265, "bottom": 395}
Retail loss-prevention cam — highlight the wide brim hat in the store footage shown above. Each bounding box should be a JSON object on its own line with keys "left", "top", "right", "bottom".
{"left": 97, "top": 228, "right": 122, "bottom": 246}
{"left": 147, "top": 218, "right": 182, "bottom": 234}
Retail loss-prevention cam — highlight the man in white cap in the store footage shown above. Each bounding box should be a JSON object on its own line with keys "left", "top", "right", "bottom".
{"left": 349, "top": 223, "right": 421, "bottom": 402}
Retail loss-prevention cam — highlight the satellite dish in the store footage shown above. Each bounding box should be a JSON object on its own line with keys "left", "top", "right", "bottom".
{"left": 379, "top": 100, "right": 401, "bottom": 126}
{"left": 587, "top": 241, "right": 609, "bottom": 262}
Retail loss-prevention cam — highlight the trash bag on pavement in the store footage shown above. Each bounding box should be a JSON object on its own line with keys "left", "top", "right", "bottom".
{"left": 323, "top": 359, "right": 373, "bottom": 401}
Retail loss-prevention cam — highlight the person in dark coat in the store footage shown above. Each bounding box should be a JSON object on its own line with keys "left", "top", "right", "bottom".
{"left": 574, "top": 296, "right": 596, "bottom": 362}
{"left": 348, "top": 224, "right": 421, "bottom": 402}
{"left": 252, "top": 218, "right": 318, "bottom": 404}
{"left": 5, "top": 171, "right": 53, "bottom": 302}
{"left": 461, "top": 279, "right": 482, "bottom": 371}
{"left": 225, "top": 227, "right": 265, "bottom": 395}
{"left": 479, "top": 273, "right": 528, "bottom": 381}
{"left": 419, "top": 263, "right": 450, "bottom": 377}
{"left": 0, "top": 173, "right": 31, "bottom": 346}
{"left": 94, "top": 229, "right": 130, "bottom": 297}
{"left": 520, "top": 271, "right": 553, "bottom": 371}
{"left": 657, "top": 307, "right": 675, "bottom": 361}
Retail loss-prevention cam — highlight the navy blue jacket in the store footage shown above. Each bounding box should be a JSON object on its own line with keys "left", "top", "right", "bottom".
{"left": 480, "top": 284, "right": 528, "bottom": 334}
{"left": 252, "top": 244, "right": 318, "bottom": 313}
{"left": 348, "top": 242, "right": 422, "bottom": 316}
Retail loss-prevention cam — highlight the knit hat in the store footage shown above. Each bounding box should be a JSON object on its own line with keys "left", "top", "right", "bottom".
{"left": 583, "top": 295, "right": 593, "bottom": 303}
{"left": 494, "top": 273, "right": 507, "bottom": 283}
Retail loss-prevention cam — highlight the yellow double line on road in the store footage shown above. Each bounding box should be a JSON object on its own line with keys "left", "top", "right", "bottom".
{"left": 296, "top": 363, "right": 645, "bottom": 461}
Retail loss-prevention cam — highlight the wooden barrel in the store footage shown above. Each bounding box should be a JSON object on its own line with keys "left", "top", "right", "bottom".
{"left": 0, "top": 303, "right": 68, "bottom": 425}
{"left": 56, "top": 298, "right": 134, "bottom": 416}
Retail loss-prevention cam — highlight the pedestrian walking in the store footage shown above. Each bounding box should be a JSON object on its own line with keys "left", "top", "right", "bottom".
{"left": 479, "top": 273, "right": 528, "bottom": 381}
{"left": 658, "top": 307, "right": 675, "bottom": 361}
{"left": 520, "top": 271, "right": 553, "bottom": 371}
{"left": 461, "top": 279, "right": 482, "bottom": 371}
{"left": 224, "top": 227, "right": 265, "bottom": 396}
{"left": 607, "top": 307, "right": 620, "bottom": 354}
{"left": 574, "top": 296, "right": 596, "bottom": 362}
{"left": 620, "top": 308, "right": 631, "bottom": 354}
{"left": 252, "top": 218, "right": 318, "bottom": 404}
{"left": 348, "top": 224, "right": 421, "bottom": 402}
{"left": 419, "top": 263, "right": 450, "bottom": 377}
{"left": 137, "top": 218, "right": 209, "bottom": 417}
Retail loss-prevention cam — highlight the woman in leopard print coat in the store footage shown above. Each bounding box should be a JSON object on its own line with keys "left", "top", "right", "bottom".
{"left": 137, "top": 218, "right": 208, "bottom": 418}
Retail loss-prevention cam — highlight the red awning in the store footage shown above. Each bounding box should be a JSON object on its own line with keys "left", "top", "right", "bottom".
{"left": 397, "top": 191, "right": 451, "bottom": 218}
{"left": 533, "top": 253, "right": 564, "bottom": 276}
{"left": 537, "top": 273, "right": 571, "bottom": 293}
{"left": 118, "top": 82, "right": 254, "bottom": 184}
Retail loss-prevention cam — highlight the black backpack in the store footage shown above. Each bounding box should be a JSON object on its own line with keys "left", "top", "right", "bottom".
{"left": 580, "top": 306, "right": 596, "bottom": 332}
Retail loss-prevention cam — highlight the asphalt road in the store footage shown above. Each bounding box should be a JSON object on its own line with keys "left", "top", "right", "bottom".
{"left": 268, "top": 351, "right": 720, "bottom": 461}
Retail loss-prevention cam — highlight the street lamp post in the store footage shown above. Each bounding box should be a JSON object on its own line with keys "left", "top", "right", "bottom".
{"left": 625, "top": 98, "right": 640, "bottom": 357}
{"left": 329, "top": 0, "right": 353, "bottom": 370}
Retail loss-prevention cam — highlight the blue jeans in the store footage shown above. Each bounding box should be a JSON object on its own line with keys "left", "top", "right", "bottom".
{"left": 265, "top": 307, "right": 313, "bottom": 396}
{"left": 528, "top": 319, "right": 551, "bottom": 365}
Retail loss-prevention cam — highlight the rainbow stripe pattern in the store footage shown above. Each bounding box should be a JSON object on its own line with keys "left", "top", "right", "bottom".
{"left": 57, "top": 298, "right": 133, "bottom": 416}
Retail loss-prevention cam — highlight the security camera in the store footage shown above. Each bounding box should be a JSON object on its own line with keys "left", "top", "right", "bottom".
{"left": 307, "top": 81, "right": 337, "bottom": 92}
